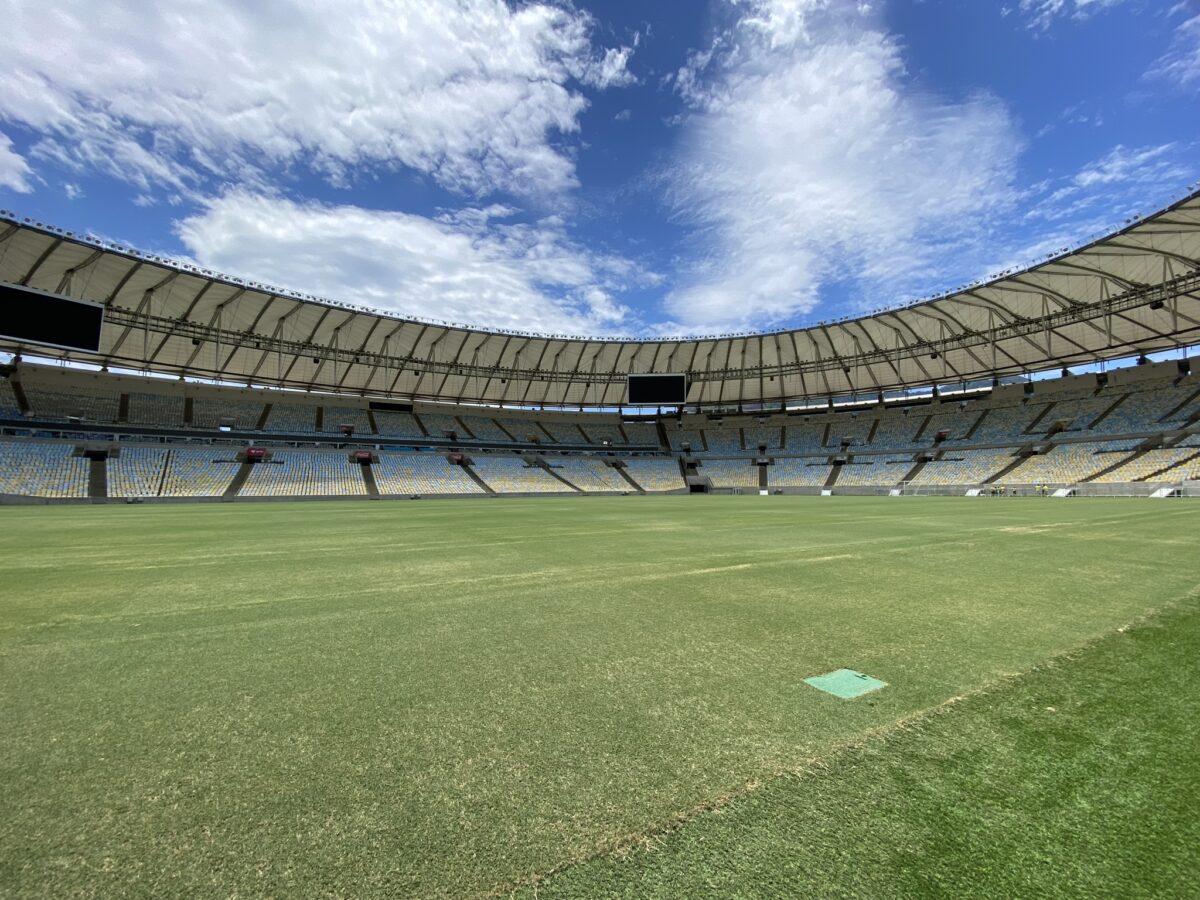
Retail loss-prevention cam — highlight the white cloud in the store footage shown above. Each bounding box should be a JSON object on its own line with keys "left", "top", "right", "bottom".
{"left": 1071, "top": 143, "right": 1185, "bottom": 188}
{"left": 585, "top": 44, "right": 639, "bottom": 89}
{"left": 1017, "top": 0, "right": 1128, "bottom": 31}
{"left": 661, "top": 0, "right": 1021, "bottom": 330}
{"left": 1020, "top": 142, "right": 1192, "bottom": 228}
{"left": 0, "top": 130, "right": 33, "bottom": 193}
{"left": 1148, "top": 14, "right": 1200, "bottom": 89}
{"left": 968, "top": 141, "right": 1194, "bottom": 282}
{"left": 737, "top": 0, "right": 829, "bottom": 49}
{"left": 175, "top": 192, "right": 655, "bottom": 335}
{"left": 0, "top": 0, "right": 635, "bottom": 199}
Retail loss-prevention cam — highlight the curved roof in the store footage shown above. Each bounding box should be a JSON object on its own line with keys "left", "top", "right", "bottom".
{"left": 1, "top": 190, "right": 1199, "bottom": 408}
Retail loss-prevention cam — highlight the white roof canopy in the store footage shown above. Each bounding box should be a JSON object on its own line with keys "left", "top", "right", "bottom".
{"left": 2, "top": 190, "right": 1198, "bottom": 408}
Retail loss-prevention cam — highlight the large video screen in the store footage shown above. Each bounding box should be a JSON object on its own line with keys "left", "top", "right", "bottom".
{"left": 0, "top": 283, "right": 104, "bottom": 353}
{"left": 627, "top": 373, "right": 687, "bottom": 405}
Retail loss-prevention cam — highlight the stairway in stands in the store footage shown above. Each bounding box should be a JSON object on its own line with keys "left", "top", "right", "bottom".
{"left": 961, "top": 408, "right": 988, "bottom": 441}
{"left": 1141, "top": 449, "right": 1200, "bottom": 482}
{"left": 613, "top": 464, "right": 646, "bottom": 493}
{"left": 899, "top": 456, "right": 928, "bottom": 483}
{"left": 985, "top": 454, "right": 1030, "bottom": 484}
{"left": 224, "top": 463, "right": 254, "bottom": 498}
{"left": 460, "top": 460, "right": 496, "bottom": 494}
{"left": 824, "top": 460, "right": 844, "bottom": 488}
{"left": 536, "top": 459, "right": 583, "bottom": 492}
{"left": 1082, "top": 448, "right": 1145, "bottom": 483}
{"left": 360, "top": 464, "right": 380, "bottom": 497}
{"left": 87, "top": 456, "right": 107, "bottom": 501}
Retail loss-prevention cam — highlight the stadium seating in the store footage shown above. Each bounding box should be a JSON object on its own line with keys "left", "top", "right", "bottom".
{"left": 769, "top": 457, "right": 833, "bottom": 486}
{"left": 537, "top": 420, "right": 588, "bottom": 445}
{"left": 913, "top": 450, "right": 1017, "bottom": 486}
{"left": 0, "top": 441, "right": 89, "bottom": 497}
{"left": 1154, "top": 452, "right": 1200, "bottom": 481}
{"left": 959, "top": 402, "right": 1046, "bottom": 445}
{"left": 190, "top": 396, "right": 264, "bottom": 430}
{"left": 373, "top": 454, "right": 484, "bottom": 495}
{"left": 320, "top": 405, "right": 373, "bottom": 434}
{"left": 23, "top": 385, "right": 120, "bottom": 422}
{"left": 262, "top": 403, "right": 319, "bottom": 434}
{"left": 1049, "top": 394, "right": 1117, "bottom": 433}
{"left": 744, "top": 425, "right": 784, "bottom": 452}
{"left": 829, "top": 416, "right": 873, "bottom": 447}
{"left": 700, "top": 458, "right": 760, "bottom": 488}
{"left": 782, "top": 423, "right": 826, "bottom": 452}
{"left": 577, "top": 422, "right": 627, "bottom": 445}
{"left": 458, "top": 415, "right": 514, "bottom": 443}
{"left": 1096, "top": 385, "right": 1190, "bottom": 433}
{"left": 159, "top": 449, "right": 239, "bottom": 497}
{"left": 998, "top": 441, "right": 1140, "bottom": 484}
{"left": 126, "top": 392, "right": 185, "bottom": 427}
{"left": 620, "top": 458, "right": 684, "bottom": 491}
{"left": 666, "top": 427, "right": 706, "bottom": 451}
{"left": 0, "top": 378, "right": 23, "bottom": 418}
{"left": 701, "top": 425, "right": 743, "bottom": 455}
{"left": 492, "top": 417, "right": 540, "bottom": 442}
{"left": 416, "top": 412, "right": 462, "bottom": 438}
{"left": 837, "top": 454, "right": 913, "bottom": 486}
{"left": 107, "top": 446, "right": 167, "bottom": 497}
{"left": 621, "top": 422, "right": 659, "bottom": 445}
{"left": 921, "top": 407, "right": 983, "bottom": 444}
{"left": 469, "top": 456, "right": 564, "bottom": 492}
{"left": 1090, "top": 448, "right": 1200, "bottom": 484}
{"left": 3, "top": 362, "right": 1197, "bottom": 501}
{"left": 546, "top": 458, "right": 629, "bottom": 491}
{"left": 373, "top": 410, "right": 425, "bottom": 440}
{"left": 239, "top": 452, "right": 366, "bottom": 496}
{"left": 867, "top": 415, "right": 920, "bottom": 449}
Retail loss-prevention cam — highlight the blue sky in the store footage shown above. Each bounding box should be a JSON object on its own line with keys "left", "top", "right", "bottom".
{"left": 0, "top": 0, "right": 1197, "bottom": 339}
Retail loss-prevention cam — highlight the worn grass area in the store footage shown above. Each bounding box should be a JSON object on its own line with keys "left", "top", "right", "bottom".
{"left": 531, "top": 595, "right": 1200, "bottom": 898}
{"left": 0, "top": 496, "right": 1196, "bottom": 897}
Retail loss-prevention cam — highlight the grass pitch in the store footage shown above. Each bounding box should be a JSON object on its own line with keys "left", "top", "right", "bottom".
{"left": 1, "top": 496, "right": 1197, "bottom": 897}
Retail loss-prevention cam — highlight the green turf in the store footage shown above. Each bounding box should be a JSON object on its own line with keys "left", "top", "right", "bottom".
{"left": 0, "top": 496, "right": 1196, "bottom": 897}
{"left": 531, "top": 593, "right": 1200, "bottom": 898}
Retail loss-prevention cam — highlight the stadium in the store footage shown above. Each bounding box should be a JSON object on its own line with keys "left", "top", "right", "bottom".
{"left": 2, "top": 2, "right": 1200, "bottom": 896}
{"left": 1, "top": 187, "right": 1199, "bottom": 895}
{"left": 2, "top": 191, "right": 1200, "bottom": 503}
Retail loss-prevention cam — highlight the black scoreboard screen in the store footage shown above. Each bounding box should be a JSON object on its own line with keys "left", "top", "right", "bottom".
{"left": 627, "top": 373, "right": 687, "bottom": 405}
{"left": 0, "top": 282, "right": 104, "bottom": 353}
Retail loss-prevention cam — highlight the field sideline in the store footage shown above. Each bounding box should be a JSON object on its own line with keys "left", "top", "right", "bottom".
{"left": 1, "top": 496, "right": 1197, "bottom": 896}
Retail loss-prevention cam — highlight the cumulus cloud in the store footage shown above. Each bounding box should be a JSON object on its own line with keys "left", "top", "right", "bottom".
{"left": 661, "top": 0, "right": 1021, "bottom": 330}
{"left": 0, "top": 0, "right": 636, "bottom": 199}
{"left": 0, "top": 130, "right": 33, "bottom": 193}
{"left": 175, "top": 192, "right": 655, "bottom": 335}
